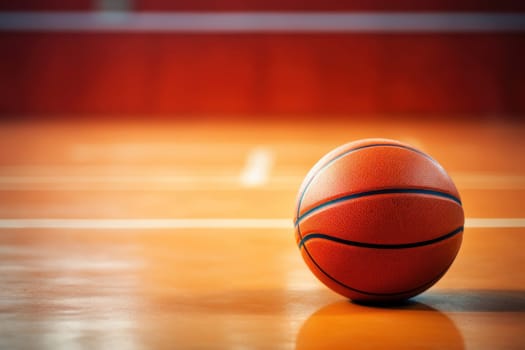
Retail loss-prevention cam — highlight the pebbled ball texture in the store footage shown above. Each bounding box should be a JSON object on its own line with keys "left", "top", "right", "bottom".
{"left": 294, "top": 139, "right": 464, "bottom": 302}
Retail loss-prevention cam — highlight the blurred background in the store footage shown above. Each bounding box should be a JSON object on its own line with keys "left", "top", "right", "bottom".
{"left": 1, "top": 3, "right": 524, "bottom": 349}
{"left": 0, "top": 0, "right": 524, "bottom": 119}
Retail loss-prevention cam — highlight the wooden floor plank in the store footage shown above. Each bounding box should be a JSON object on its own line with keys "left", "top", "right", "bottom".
{"left": 0, "top": 118, "right": 523, "bottom": 349}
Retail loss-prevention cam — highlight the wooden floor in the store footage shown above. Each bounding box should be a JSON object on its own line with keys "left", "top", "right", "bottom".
{"left": 0, "top": 118, "right": 524, "bottom": 349}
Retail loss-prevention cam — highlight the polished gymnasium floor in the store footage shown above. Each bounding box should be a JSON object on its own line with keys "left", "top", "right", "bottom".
{"left": 0, "top": 118, "right": 524, "bottom": 349}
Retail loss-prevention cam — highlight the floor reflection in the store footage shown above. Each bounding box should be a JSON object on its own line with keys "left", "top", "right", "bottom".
{"left": 296, "top": 300, "right": 464, "bottom": 350}
{"left": 0, "top": 230, "right": 143, "bottom": 350}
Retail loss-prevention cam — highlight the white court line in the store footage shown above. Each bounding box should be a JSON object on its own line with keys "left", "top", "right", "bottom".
{"left": 0, "top": 12, "right": 524, "bottom": 32}
{"left": 451, "top": 173, "right": 525, "bottom": 190}
{"left": 71, "top": 143, "right": 250, "bottom": 161}
{"left": 239, "top": 147, "right": 274, "bottom": 188}
{"left": 0, "top": 175, "right": 240, "bottom": 184}
{"left": 0, "top": 173, "right": 524, "bottom": 190}
{"left": 0, "top": 175, "right": 241, "bottom": 191}
{"left": 0, "top": 218, "right": 291, "bottom": 229}
{"left": 0, "top": 218, "right": 523, "bottom": 229}
{"left": 464, "top": 218, "right": 525, "bottom": 228}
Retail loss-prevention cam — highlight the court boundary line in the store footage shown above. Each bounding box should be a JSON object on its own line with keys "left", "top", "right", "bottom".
{"left": 0, "top": 12, "right": 524, "bottom": 32}
{"left": 0, "top": 172, "right": 524, "bottom": 190}
{"left": 0, "top": 218, "right": 523, "bottom": 229}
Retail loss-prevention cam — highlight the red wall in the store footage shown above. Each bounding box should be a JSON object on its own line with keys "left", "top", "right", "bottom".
{"left": 0, "top": 0, "right": 92, "bottom": 11}
{"left": 1, "top": 32, "right": 524, "bottom": 115}
{"left": 0, "top": 0, "right": 524, "bottom": 116}
{"left": 1, "top": 0, "right": 524, "bottom": 12}
{"left": 136, "top": 0, "right": 525, "bottom": 12}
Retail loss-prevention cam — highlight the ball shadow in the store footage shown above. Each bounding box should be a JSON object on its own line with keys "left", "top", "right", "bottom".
{"left": 296, "top": 299, "right": 464, "bottom": 350}
{"left": 413, "top": 289, "right": 525, "bottom": 312}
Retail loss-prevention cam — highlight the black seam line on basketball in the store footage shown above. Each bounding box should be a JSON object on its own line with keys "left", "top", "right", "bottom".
{"left": 295, "top": 210, "right": 454, "bottom": 297}
{"left": 294, "top": 143, "right": 453, "bottom": 297}
{"left": 298, "top": 226, "right": 463, "bottom": 250}
{"left": 300, "top": 241, "right": 457, "bottom": 297}
{"left": 295, "top": 188, "right": 462, "bottom": 227}
{"left": 295, "top": 143, "right": 440, "bottom": 223}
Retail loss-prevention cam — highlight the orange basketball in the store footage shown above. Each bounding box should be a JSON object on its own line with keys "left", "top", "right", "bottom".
{"left": 294, "top": 139, "right": 464, "bottom": 302}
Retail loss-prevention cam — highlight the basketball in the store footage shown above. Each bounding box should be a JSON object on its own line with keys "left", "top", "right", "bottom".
{"left": 294, "top": 138, "right": 464, "bottom": 302}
